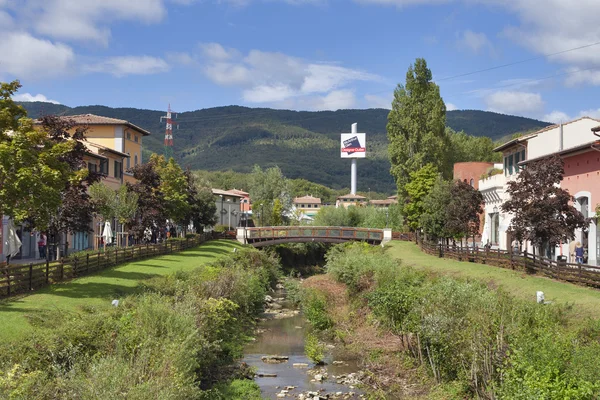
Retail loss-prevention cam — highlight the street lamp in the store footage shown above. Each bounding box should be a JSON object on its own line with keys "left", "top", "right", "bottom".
{"left": 386, "top": 209, "right": 389, "bottom": 228}
{"left": 226, "top": 198, "right": 232, "bottom": 229}
{"left": 219, "top": 195, "right": 224, "bottom": 225}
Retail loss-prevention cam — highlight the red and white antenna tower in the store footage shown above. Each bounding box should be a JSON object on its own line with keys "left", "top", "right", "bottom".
{"left": 160, "top": 104, "right": 178, "bottom": 159}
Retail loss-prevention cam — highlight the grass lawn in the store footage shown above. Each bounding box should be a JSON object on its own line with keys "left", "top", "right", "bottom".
{"left": 387, "top": 241, "right": 600, "bottom": 320}
{"left": 0, "top": 240, "right": 243, "bottom": 340}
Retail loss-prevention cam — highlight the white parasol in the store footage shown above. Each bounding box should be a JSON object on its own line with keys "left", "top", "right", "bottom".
{"left": 4, "top": 220, "right": 22, "bottom": 259}
{"left": 102, "top": 221, "right": 113, "bottom": 247}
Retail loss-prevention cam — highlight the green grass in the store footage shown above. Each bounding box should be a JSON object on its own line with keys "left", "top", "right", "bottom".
{"left": 0, "top": 240, "right": 243, "bottom": 340}
{"left": 386, "top": 241, "right": 600, "bottom": 320}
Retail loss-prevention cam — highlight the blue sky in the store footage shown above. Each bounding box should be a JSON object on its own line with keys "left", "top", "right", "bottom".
{"left": 1, "top": 0, "right": 599, "bottom": 123}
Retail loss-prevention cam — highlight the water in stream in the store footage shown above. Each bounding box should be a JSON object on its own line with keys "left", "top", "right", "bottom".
{"left": 243, "top": 289, "right": 365, "bottom": 399}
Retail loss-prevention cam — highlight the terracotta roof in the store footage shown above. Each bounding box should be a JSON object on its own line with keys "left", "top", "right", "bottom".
{"left": 337, "top": 193, "right": 366, "bottom": 200}
{"left": 212, "top": 188, "right": 244, "bottom": 198}
{"left": 86, "top": 142, "right": 129, "bottom": 158}
{"left": 36, "top": 114, "right": 151, "bottom": 136}
{"left": 293, "top": 195, "right": 322, "bottom": 204}
{"left": 520, "top": 140, "right": 600, "bottom": 165}
{"left": 228, "top": 189, "right": 249, "bottom": 196}
{"left": 369, "top": 199, "right": 396, "bottom": 205}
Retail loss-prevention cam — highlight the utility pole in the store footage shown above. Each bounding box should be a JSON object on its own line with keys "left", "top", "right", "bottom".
{"left": 160, "top": 104, "right": 179, "bottom": 160}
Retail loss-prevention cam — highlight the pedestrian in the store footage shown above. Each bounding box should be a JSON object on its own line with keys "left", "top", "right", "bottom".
{"left": 511, "top": 239, "right": 519, "bottom": 254}
{"left": 38, "top": 232, "right": 47, "bottom": 260}
{"left": 575, "top": 242, "right": 584, "bottom": 264}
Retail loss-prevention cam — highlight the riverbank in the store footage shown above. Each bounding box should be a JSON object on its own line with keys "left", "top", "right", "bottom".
{"left": 301, "top": 242, "right": 600, "bottom": 399}
{"left": 0, "top": 240, "right": 242, "bottom": 340}
{"left": 0, "top": 245, "right": 278, "bottom": 399}
{"left": 387, "top": 240, "right": 600, "bottom": 320}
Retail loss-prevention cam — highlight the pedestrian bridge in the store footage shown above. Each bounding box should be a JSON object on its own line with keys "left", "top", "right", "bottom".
{"left": 236, "top": 226, "right": 392, "bottom": 247}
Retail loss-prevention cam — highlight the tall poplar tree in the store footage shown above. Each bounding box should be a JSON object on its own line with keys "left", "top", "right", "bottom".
{"left": 387, "top": 58, "right": 449, "bottom": 202}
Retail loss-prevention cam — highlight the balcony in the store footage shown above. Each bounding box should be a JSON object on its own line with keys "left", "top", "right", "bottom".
{"left": 478, "top": 173, "right": 506, "bottom": 192}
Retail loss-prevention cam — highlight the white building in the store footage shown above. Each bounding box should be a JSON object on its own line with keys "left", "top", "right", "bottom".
{"left": 479, "top": 117, "right": 600, "bottom": 262}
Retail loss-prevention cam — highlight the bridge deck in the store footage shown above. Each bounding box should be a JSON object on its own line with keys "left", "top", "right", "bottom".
{"left": 238, "top": 226, "right": 390, "bottom": 247}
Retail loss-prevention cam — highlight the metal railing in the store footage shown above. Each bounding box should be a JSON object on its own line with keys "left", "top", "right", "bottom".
{"left": 244, "top": 226, "right": 384, "bottom": 245}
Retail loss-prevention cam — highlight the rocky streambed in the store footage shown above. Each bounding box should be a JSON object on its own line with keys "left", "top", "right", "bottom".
{"left": 242, "top": 283, "right": 366, "bottom": 399}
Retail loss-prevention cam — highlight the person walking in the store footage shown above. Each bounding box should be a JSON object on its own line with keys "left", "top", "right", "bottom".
{"left": 37, "top": 232, "right": 47, "bottom": 260}
{"left": 575, "top": 242, "right": 584, "bottom": 264}
{"left": 511, "top": 239, "right": 519, "bottom": 254}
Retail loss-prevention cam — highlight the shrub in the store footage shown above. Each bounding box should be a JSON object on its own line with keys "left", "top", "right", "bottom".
{"left": 305, "top": 332, "right": 326, "bottom": 364}
{"left": 302, "top": 288, "right": 333, "bottom": 332}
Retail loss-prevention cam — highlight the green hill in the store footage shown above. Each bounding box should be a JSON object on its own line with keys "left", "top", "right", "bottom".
{"left": 19, "top": 102, "right": 551, "bottom": 193}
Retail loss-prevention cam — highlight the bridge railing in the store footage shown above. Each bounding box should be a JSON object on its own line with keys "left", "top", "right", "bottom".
{"left": 244, "top": 226, "right": 384, "bottom": 241}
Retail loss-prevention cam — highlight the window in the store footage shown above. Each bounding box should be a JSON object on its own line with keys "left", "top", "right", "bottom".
{"left": 114, "top": 160, "right": 122, "bottom": 179}
{"left": 126, "top": 131, "right": 131, "bottom": 140}
{"left": 134, "top": 154, "right": 138, "bottom": 166}
{"left": 469, "top": 178, "right": 474, "bottom": 187}
{"left": 504, "top": 156, "right": 508, "bottom": 176}
{"left": 508, "top": 154, "right": 514, "bottom": 175}
{"left": 88, "top": 162, "right": 97, "bottom": 173}
{"left": 99, "top": 159, "right": 108, "bottom": 175}
{"left": 134, "top": 135, "right": 138, "bottom": 143}
{"left": 126, "top": 153, "right": 130, "bottom": 170}
{"left": 521, "top": 149, "right": 525, "bottom": 162}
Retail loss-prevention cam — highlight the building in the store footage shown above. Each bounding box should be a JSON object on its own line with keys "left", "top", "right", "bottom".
{"left": 369, "top": 196, "right": 398, "bottom": 208}
{"left": 293, "top": 195, "right": 322, "bottom": 218}
{"left": 1, "top": 114, "right": 150, "bottom": 262}
{"left": 212, "top": 189, "right": 244, "bottom": 229}
{"left": 479, "top": 117, "right": 600, "bottom": 264}
{"left": 228, "top": 189, "right": 252, "bottom": 212}
{"left": 453, "top": 162, "right": 499, "bottom": 190}
{"left": 336, "top": 193, "right": 367, "bottom": 209}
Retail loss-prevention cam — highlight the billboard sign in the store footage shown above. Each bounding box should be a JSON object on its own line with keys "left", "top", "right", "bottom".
{"left": 340, "top": 133, "right": 366, "bottom": 158}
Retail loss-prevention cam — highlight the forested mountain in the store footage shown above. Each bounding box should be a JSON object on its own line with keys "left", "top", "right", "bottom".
{"left": 20, "top": 102, "right": 551, "bottom": 193}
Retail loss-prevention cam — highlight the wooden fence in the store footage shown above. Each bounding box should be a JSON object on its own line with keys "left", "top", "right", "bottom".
{"left": 0, "top": 233, "right": 215, "bottom": 298}
{"left": 391, "top": 232, "right": 600, "bottom": 288}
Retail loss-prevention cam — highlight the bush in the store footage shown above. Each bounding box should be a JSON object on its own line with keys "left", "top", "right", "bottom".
{"left": 305, "top": 332, "right": 325, "bottom": 364}
{"left": 302, "top": 288, "right": 333, "bottom": 332}
{"left": 0, "top": 247, "right": 281, "bottom": 399}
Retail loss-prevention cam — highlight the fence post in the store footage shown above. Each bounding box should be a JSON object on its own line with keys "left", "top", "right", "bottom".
{"left": 97, "top": 251, "right": 101, "bottom": 270}
{"left": 73, "top": 257, "right": 78, "bottom": 276}
{"left": 45, "top": 259, "right": 49, "bottom": 284}
{"left": 115, "top": 248, "right": 118, "bottom": 265}
{"left": 59, "top": 258, "right": 64, "bottom": 281}
{"left": 510, "top": 249, "right": 513, "bottom": 270}
{"left": 28, "top": 263, "right": 33, "bottom": 291}
{"left": 6, "top": 269, "right": 10, "bottom": 296}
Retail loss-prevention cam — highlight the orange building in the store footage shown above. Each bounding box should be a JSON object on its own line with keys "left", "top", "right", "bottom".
{"left": 453, "top": 162, "right": 497, "bottom": 189}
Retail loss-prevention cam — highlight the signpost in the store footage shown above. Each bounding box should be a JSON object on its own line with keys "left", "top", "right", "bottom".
{"left": 341, "top": 123, "right": 366, "bottom": 194}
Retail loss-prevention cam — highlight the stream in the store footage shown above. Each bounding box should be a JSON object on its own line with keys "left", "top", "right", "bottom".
{"left": 242, "top": 286, "right": 365, "bottom": 400}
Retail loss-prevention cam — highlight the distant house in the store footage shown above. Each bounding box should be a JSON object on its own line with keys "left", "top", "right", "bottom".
{"left": 227, "top": 189, "right": 251, "bottom": 212}
{"left": 293, "top": 195, "right": 322, "bottom": 217}
{"left": 336, "top": 193, "right": 367, "bottom": 209}
{"left": 369, "top": 196, "right": 398, "bottom": 209}
{"left": 212, "top": 189, "right": 244, "bottom": 229}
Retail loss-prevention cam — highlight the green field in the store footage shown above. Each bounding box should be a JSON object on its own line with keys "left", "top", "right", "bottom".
{"left": 0, "top": 240, "right": 243, "bottom": 340}
{"left": 387, "top": 241, "right": 600, "bottom": 320}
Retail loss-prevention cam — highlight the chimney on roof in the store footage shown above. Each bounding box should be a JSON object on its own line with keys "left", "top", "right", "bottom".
{"left": 559, "top": 123, "right": 563, "bottom": 151}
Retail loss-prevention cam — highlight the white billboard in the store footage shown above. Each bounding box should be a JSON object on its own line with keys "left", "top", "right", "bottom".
{"left": 340, "top": 133, "right": 366, "bottom": 158}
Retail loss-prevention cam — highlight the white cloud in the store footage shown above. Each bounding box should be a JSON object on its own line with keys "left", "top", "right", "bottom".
{"left": 0, "top": 32, "right": 74, "bottom": 79}
{"left": 564, "top": 68, "right": 600, "bottom": 87}
{"left": 578, "top": 108, "right": 600, "bottom": 120}
{"left": 13, "top": 93, "right": 60, "bottom": 104}
{"left": 484, "top": 90, "right": 544, "bottom": 115}
{"left": 457, "top": 30, "right": 494, "bottom": 55}
{"left": 543, "top": 110, "right": 571, "bottom": 124}
{"left": 446, "top": 102, "right": 458, "bottom": 111}
{"left": 167, "top": 52, "right": 197, "bottom": 66}
{"left": 364, "top": 93, "right": 392, "bottom": 109}
{"left": 200, "top": 43, "right": 381, "bottom": 109}
{"left": 84, "top": 56, "right": 170, "bottom": 77}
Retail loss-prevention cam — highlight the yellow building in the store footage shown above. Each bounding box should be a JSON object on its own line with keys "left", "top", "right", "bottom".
{"left": 335, "top": 193, "right": 367, "bottom": 209}
{"left": 293, "top": 195, "right": 322, "bottom": 217}
{"left": 64, "top": 114, "right": 150, "bottom": 184}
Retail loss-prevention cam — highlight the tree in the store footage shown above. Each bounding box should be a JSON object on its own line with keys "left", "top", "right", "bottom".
{"left": 446, "top": 180, "right": 484, "bottom": 240}
{"left": 387, "top": 58, "right": 449, "bottom": 202}
{"left": 447, "top": 128, "right": 501, "bottom": 165}
{"left": 185, "top": 171, "right": 217, "bottom": 233}
{"left": 0, "top": 82, "right": 91, "bottom": 231}
{"left": 501, "top": 155, "right": 587, "bottom": 252}
{"left": 89, "top": 182, "right": 117, "bottom": 222}
{"left": 420, "top": 178, "right": 453, "bottom": 240}
{"left": 128, "top": 159, "right": 167, "bottom": 240}
{"left": 153, "top": 154, "right": 190, "bottom": 224}
{"left": 403, "top": 164, "right": 439, "bottom": 231}
{"left": 249, "top": 165, "right": 291, "bottom": 226}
